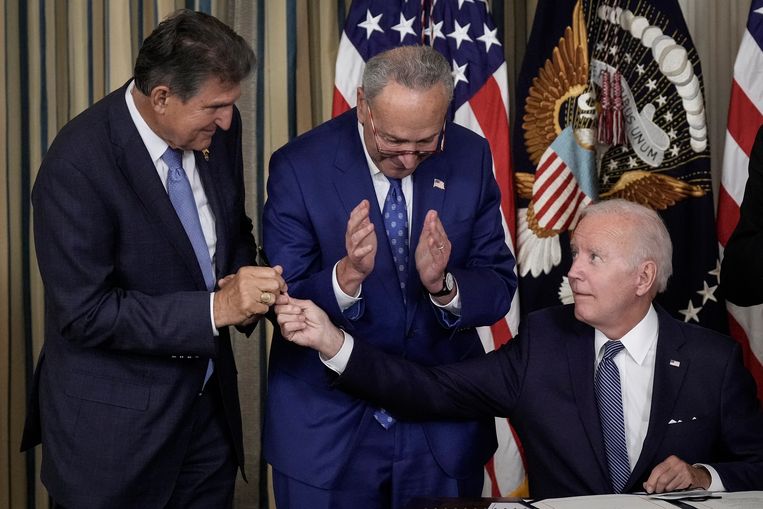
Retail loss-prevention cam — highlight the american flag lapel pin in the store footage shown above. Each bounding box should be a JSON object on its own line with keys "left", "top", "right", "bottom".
{"left": 433, "top": 178, "right": 445, "bottom": 190}
{"left": 669, "top": 359, "right": 681, "bottom": 367}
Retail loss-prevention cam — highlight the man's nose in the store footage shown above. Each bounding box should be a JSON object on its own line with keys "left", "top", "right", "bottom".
{"left": 216, "top": 106, "right": 234, "bottom": 130}
{"left": 398, "top": 153, "right": 420, "bottom": 170}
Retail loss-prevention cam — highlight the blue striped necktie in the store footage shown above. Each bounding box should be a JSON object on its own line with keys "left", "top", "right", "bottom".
{"left": 162, "top": 147, "right": 215, "bottom": 387}
{"left": 595, "top": 340, "right": 631, "bottom": 493}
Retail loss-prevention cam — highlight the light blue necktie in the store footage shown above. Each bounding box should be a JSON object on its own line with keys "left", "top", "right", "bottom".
{"left": 595, "top": 340, "right": 631, "bottom": 493}
{"left": 162, "top": 147, "right": 215, "bottom": 387}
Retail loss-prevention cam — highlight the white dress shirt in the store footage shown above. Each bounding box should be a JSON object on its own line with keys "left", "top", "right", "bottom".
{"left": 594, "top": 304, "right": 724, "bottom": 491}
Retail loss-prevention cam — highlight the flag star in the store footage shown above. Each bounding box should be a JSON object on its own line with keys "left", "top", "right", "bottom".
{"left": 391, "top": 13, "right": 416, "bottom": 42}
{"left": 424, "top": 20, "right": 446, "bottom": 42}
{"left": 679, "top": 300, "right": 701, "bottom": 323}
{"left": 609, "top": 45, "right": 618, "bottom": 56}
{"left": 697, "top": 281, "right": 718, "bottom": 304}
{"left": 458, "top": 0, "right": 475, "bottom": 7}
{"left": 477, "top": 23, "right": 501, "bottom": 53}
{"left": 596, "top": 42, "right": 606, "bottom": 52}
{"left": 624, "top": 53, "right": 632, "bottom": 63}
{"left": 656, "top": 95, "right": 667, "bottom": 107}
{"left": 447, "top": 20, "right": 473, "bottom": 49}
{"left": 358, "top": 9, "right": 384, "bottom": 39}
{"left": 646, "top": 79, "right": 657, "bottom": 91}
{"left": 628, "top": 156, "right": 638, "bottom": 168}
{"left": 452, "top": 59, "right": 469, "bottom": 87}
{"left": 608, "top": 159, "right": 618, "bottom": 171}
{"left": 663, "top": 111, "right": 674, "bottom": 123}
{"left": 621, "top": 146, "right": 629, "bottom": 154}
{"left": 708, "top": 260, "right": 721, "bottom": 280}
{"left": 636, "top": 64, "right": 646, "bottom": 76}
{"left": 668, "top": 129, "right": 677, "bottom": 140}
{"left": 670, "top": 144, "right": 680, "bottom": 157}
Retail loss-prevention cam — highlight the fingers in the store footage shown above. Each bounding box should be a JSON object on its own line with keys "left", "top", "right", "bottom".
{"left": 643, "top": 455, "right": 699, "bottom": 493}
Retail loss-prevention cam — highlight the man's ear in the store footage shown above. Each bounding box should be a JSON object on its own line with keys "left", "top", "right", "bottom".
{"left": 149, "top": 85, "right": 171, "bottom": 114}
{"left": 635, "top": 260, "right": 657, "bottom": 297}
{"left": 356, "top": 87, "right": 367, "bottom": 124}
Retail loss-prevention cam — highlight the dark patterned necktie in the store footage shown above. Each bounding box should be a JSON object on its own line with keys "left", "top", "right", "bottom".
{"left": 382, "top": 177, "right": 409, "bottom": 301}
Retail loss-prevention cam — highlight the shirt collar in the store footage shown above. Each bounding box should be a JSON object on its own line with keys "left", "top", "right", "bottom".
{"left": 594, "top": 304, "right": 659, "bottom": 365}
{"left": 125, "top": 80, "right": 173, "bottom": 166}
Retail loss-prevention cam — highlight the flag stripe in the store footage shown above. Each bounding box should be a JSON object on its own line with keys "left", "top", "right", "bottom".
{"left": 727, "top": 80, "right": 763, "bottom": 157}
{"left": 718, "top": 0, "right": 763, "bottom": 402}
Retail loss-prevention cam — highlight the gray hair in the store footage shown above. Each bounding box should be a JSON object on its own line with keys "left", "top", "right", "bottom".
{"left": 579, "top": 199, "right": 673, "bottom": 293}
{"left": 362, "top": 45, "right": 454, "bottom": 103}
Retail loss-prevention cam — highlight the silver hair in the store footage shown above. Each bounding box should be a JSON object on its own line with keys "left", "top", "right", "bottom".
{"left": 362, "top": 45, "right": 454, "bottom": 103}
{"left": 579, "top": 199, "right": 673, "bottom": 293}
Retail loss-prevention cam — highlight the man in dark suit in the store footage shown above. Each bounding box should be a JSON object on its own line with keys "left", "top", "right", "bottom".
{"left": 721, "top": 124, "right": 763, "bottom": 306}
{"left": 21, "top": 10, "right": 285, "bottom": 509}
{"left": 276, "top": 199, "right": 763, "bottom": 499}
{"left": 262, "top": 45, "right": 516, "bottom": 508}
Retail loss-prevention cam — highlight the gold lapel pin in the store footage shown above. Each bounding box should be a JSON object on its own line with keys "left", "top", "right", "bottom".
{"left": 202, "top": 149, "right": 210, "bottom": 161}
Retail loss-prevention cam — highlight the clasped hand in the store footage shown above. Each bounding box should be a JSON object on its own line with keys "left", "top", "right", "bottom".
{"left": 214, "top": 265, "right": 287, "bottom": 327}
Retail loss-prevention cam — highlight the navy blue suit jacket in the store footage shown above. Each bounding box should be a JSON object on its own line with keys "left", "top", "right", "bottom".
{"left": 262, "top": 109, "right": 517, "bottom": 487}
{"left": 337, "top": 304, "right": 763, "bottom": 498}
{"left": 21, "top": 83, "right": 257, "bottom": 508}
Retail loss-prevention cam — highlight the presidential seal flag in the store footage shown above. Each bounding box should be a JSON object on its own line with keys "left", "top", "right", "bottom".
{"left": 332, "top": 0, "right": 526, "bottom": 497}
{"left": 513, "top": 0, "right": 727, "bottom": 332}
{"left": 717, "top": 0, "right": 763, "bottom": 401}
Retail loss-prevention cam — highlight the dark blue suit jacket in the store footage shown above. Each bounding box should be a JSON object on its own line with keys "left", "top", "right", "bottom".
{"left": 262, "top": 109, "right": 517, "bottom": 487}
{"left": 21, "top": 83, "right": 257, "bottom": 509}
{"left": 337, "top": 304, "right": 763, "bottom": 498}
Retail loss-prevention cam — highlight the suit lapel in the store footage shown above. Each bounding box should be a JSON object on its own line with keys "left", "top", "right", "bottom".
{"left": 405, "top": 157, "right": 449, "bottom": 330}
{"left": 331, "top": 113, "right": 402, "bottom": 310}
{"left": 108, "top": 85, "right": 208, "bottom": 290}
{"left": 566, "top": 320, "right": 611, "bottom": 482}
{"left": 195, "top": 151, "right": 227, "bottom": 282}
{"left": 629, "top": 307, "right": 689, "bottom": 485}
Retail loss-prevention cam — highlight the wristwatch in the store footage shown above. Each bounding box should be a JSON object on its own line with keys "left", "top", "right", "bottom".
{"left": 430, "top": 271, "right": 455, "bottom": 297}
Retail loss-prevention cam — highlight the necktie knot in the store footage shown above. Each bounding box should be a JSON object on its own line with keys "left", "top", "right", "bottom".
{"left": 162, "top": 146, "right": 184, "bottom": 171}
{"left": 602, "top": 340, "right": 625, "bottom": 361}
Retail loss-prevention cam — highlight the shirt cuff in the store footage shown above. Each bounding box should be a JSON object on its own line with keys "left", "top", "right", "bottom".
{"left": 429, "top": 280, "right": 462, "bottom": 316}
{"left": 332, "top": 262, "right": 362, "bottom": 311}
{"left": 695, "top": 463, "right": 726, "bottom": 492}
{"left": 320, "top": 331, "right": 354, "bottom": 374}
{"left": 210, "top": 293, "right": 219, "bottom": 336}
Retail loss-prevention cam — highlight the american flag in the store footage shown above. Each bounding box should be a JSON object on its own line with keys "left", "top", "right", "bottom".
{"left": 717, "top": 0, "right": 763, "bottom": 401}
{"left": 332, "top": 0, "right": 525, "bottom": 497}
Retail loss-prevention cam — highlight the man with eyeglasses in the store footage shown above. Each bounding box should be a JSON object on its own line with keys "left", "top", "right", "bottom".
{"left": 262, "top": 45, "right": 517, "bottom": 508}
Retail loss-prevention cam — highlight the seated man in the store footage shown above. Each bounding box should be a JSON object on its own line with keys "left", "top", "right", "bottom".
{"left": 275, "top": 199, "right": 763, "bottom": 499}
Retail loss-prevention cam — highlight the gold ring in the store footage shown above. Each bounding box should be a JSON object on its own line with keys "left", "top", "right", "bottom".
{"left": 260, "top": 292, "right": 273, "bottom": 305}
{"left": 437, "top": 244, "right": 445, "bottom": 251}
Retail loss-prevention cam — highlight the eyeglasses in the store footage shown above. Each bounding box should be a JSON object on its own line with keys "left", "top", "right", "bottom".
{"left": 366, "top": 104, "right": 446, "bottom": 158}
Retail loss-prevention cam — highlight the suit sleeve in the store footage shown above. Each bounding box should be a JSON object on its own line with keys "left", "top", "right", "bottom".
{"left": 721, "top": 124, "right": 763, "bottom": 306}
{"left": 707, "top": 343, "right": 763, "bottom": 490}
{"left": 263, "top": 149, "right": 356, "bottom": 328}
{"left": 32, "top": 156, "right": 217, "bottom": 357}
{"left": 444, "top": 139, "right": 517, "bottom": 328}
{"left": 336, "top": 324, "right": 529, "bottom": 421}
